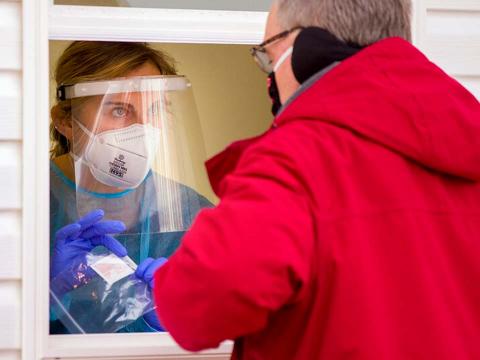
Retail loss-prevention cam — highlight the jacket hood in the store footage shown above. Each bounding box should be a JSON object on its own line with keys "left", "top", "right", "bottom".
{"left": 276, "top": 37, "right": 480, "bottom": 181}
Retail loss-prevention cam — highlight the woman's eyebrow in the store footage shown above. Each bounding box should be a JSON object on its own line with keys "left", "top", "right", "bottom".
{"left": 103, "top": 101, "right": 135, "bottom": 110}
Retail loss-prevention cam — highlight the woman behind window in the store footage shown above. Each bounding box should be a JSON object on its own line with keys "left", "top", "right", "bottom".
{"left": 49, "top": 41, "right": 212, "bottom": 334}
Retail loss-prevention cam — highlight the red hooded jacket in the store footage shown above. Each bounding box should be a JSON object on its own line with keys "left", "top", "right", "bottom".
{"left": 154, "top": 38, "right": 480, "bottom": 359}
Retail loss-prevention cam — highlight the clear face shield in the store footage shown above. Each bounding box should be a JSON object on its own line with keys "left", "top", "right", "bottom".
{"left": 50, "top": 76, "right": 211, "bottom": 333}
{"left": 61, "top": 75, "right": 210, "bottom": 234}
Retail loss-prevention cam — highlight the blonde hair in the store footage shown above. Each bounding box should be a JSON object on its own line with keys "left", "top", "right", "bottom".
{"left": 50, "top": 41, "right": 177, "bottom": 159}
{"left": 275, "top": 0, "right": 412, "bottom": 46}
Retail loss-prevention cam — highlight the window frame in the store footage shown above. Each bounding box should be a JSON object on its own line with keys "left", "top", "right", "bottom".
{"left": 49, "top": 4, "right": 267, "bottom": 44}
{"left": 24, "top": 0, "right": 267, "bottom": 358}
{"left": 30, "top": 0, "right": 475, "bottom": 357}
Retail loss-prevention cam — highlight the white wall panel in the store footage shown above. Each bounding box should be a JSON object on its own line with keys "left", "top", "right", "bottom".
{"left": 0, "top": 2, "right": 21, "bottom": 70}
{"left": 455, "top": 76, "right": 480, "bottom": 99}
{"left": 424, "top": 9, "right": 480, "bottom": 77}
{"left": 0, "top": 1, "right": 22, "bottom": 359}
{"left": 0, "top": 71, "right": 22, "bottom": 140}
{"left": 0, "top": 351, "right": 20, "bottom": 360}
{"left": 0, "top": 142, "right": 22, "bottom": 209}
{"left": 424, "top": 38, "right": 480, "bottom": 77}
{"left": 0, "top": 211, "right": 21, "bottom": 279}
{"left": 424, "top": 0, "right": 480, "bottom": 12}
{"left": 420, "top": 2, "right": 480, "bottom": 99}
{"left": 426, "top": 10, "right": 480, "bottom": 37}
{"left": 0, "top": 282, "right": 21, "bottom": 349}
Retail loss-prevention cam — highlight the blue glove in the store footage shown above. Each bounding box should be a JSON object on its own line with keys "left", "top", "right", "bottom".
{"left": 135, "top": 257, "right": 168, "bottom": 289}
{"left": 135, "top": 257, "right": 168, "bottom": 331}
{"left": 51, "top": 209, "right": 127, "bottom": 280}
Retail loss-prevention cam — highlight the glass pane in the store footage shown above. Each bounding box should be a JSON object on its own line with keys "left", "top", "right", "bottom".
{"left": 54, "top": 0, "right": 271, "bottom": 12}
{"left": 49, "top": 40, "right": 271, "bottom": 334}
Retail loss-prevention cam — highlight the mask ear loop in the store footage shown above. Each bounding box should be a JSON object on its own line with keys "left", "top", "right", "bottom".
{"left": 69, "top": 116, "right": 98, "bottom": 179}
{"left": 273, "top": 46, "right": 293, "bottom": 73}
{"left": 73, "top": 118, "right": 95, "bottom": 138}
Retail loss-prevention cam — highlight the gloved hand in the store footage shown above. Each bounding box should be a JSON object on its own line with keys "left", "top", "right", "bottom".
{"left": 51, "top": 209, "right": 127, "bottom": 280}
{"left": 135, "top": 257, "right": 168, "bottom": 331}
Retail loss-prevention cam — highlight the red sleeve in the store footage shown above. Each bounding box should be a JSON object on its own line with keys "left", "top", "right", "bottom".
{"left": 153, "top": 131, "right": 314, "bottom": 351}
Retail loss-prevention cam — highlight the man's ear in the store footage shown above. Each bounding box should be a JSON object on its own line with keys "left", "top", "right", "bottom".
{"left": 51, "top": 104, "right": 73, "bottom": 141}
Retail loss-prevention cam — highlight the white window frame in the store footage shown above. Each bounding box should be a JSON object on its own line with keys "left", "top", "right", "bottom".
{"left": 49, "top": 3, "right": 267, "bottom": 44}
{"left": 24, "top": 1, "right": 268, "bottom": 359}
{"left": 29, "top": 0, "right": 477, "bottom": 358}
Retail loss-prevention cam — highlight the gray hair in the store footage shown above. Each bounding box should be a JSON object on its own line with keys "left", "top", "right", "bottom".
{"left": 274, "top": 0, "right": 412, "bottom": 46}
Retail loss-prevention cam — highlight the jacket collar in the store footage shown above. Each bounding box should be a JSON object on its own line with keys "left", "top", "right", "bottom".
{"left": 205, "top": 133, "right": 267, "bottom": 197}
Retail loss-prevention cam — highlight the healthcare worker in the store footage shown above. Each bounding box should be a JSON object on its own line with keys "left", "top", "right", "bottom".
{"left": 49, "top": 41, "right": 212, "bottom": 334}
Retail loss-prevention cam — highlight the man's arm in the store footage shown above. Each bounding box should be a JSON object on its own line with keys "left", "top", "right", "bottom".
{"left": 154, "top": 134, "right": 315, "bottom": 351}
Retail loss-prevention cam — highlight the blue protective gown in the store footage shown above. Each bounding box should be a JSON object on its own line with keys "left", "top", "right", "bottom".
{"left": 49, "top": 161, "right": 212, "bottom": 333}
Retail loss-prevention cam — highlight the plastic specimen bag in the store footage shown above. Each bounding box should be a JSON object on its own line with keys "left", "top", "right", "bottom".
{"left": 50, "top": 251, "right": 154, "bottom": 334}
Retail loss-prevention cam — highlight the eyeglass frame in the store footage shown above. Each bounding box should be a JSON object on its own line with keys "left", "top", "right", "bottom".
{"left": 250, "top": 26, "right": 303, "bottom": 73}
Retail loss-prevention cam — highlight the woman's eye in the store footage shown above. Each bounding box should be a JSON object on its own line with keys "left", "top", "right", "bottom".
{"left": 112, "top": 107, "right": 128, "bottom": 118}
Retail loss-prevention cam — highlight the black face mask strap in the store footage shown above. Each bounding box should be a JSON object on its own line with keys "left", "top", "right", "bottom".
{"left": 267, "top": 72, "right": 282, "bottom": 116}
{"left": 291, "top": 27, "right": 363, "bottom": 84}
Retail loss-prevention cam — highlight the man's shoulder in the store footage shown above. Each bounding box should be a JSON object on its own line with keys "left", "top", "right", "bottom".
{"left": 249, "top": 118, "right": 343, "bottom": 159}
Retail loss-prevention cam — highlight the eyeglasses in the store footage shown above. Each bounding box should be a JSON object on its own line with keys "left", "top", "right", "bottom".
{"left": 250, "top": 26, "right": 303, "bottom": 73}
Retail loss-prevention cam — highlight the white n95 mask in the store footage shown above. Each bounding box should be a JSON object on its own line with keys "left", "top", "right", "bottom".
{"left": 75, "top": 120, "right": 160, "bottom": 189}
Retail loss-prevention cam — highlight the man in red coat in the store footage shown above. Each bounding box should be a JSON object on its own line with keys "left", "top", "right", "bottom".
{"left": 136, "top": 0, "right": 480, "bottom": 358}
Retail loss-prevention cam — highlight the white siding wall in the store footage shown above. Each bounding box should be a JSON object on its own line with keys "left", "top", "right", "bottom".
{"left": 0, "top": 0, "right": 22, "bottom": 360}
{"left": 419, "top": 1, "right": 480, "bottom": 98}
